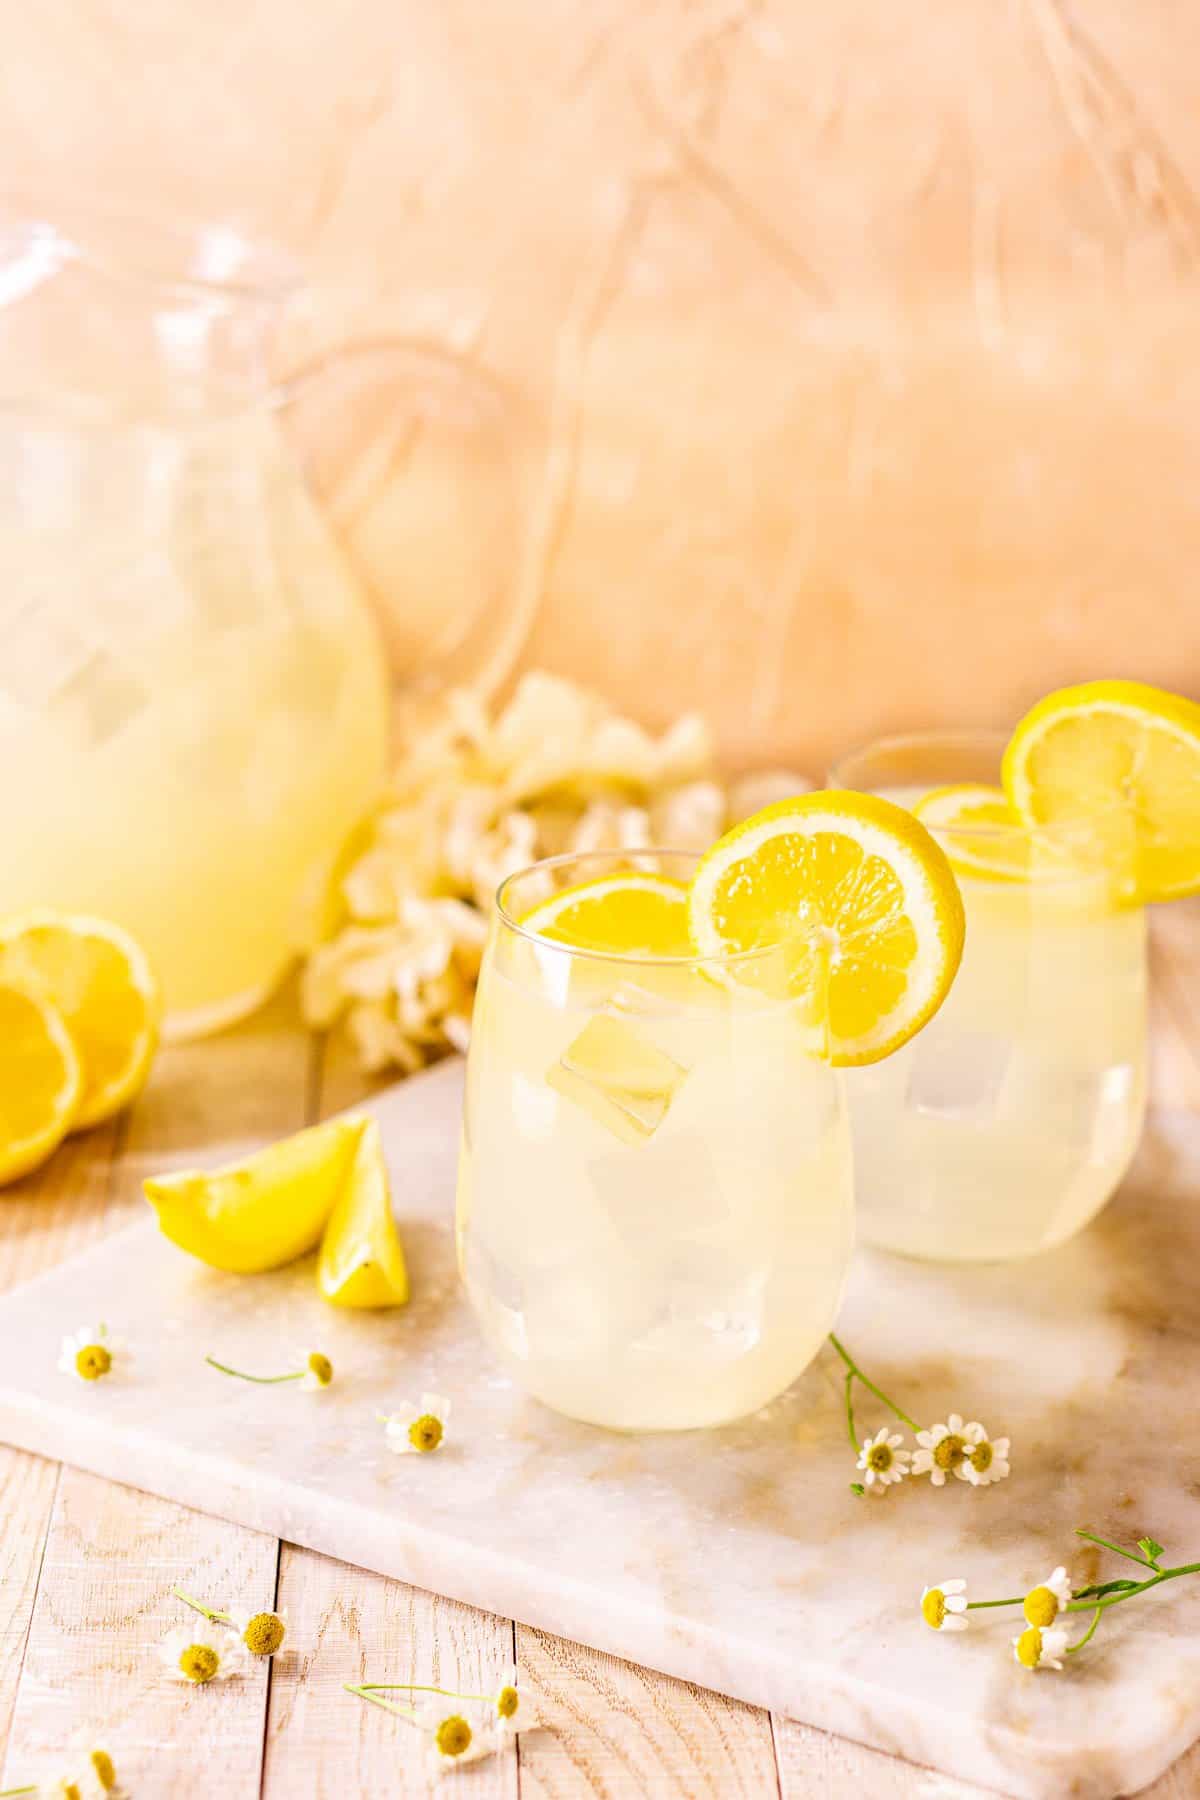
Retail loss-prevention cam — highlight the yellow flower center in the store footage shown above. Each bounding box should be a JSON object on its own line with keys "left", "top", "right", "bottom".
{"left": 970, "top": 1440, "right": 994, "bottom": 1473}
{"left": 62, "top": 1784, "right": 81, "bottom": 1800}
{"left": 921, "top": 1588, "right": 946, "bottom": 1629}
{"left": 90, "top": 1749, "right": 118, "bottom": 1792}
{"left": 75, "top": 1344, "right": 112, "bottom": 1381}
{"left": 409, "top": 1414, "right": 444, "bottom": 1452}
{"left": 243, "top": 1611, "right": 286, "bottom": 1655}
{"left": 307, "top": 1352, "right": 333, "bottom": 1387}
{"left": 435, "top": 1714, "right": 473, "bottom": 1757}
{"left": 496, "top": 1684, "right": 519, "bottom": 1719}
{"left": 933, "top": 1434, "right": 965, "bottom": 1472}
{"left": 866, "top": 1442, "right": 894, "bottom": 1473}
{"left": 1023, "top": 1585, "right": 1059, "bottom": 1628}
{"left": 1015, "top": 1626, "right": 1044, "bottom": 1669}
{"left": 180, "top": 1643, "right": 221, "bottom": 1682}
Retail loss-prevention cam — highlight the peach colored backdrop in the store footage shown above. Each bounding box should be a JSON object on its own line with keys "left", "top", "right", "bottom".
{"left": 7, "top": 0, "right": 1200, "bottom": 772}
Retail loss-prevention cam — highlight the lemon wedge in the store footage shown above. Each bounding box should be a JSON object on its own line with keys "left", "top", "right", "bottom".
{"left": 1002, "top": 680, "right": 1200, "bottom": 903}
{"left": 317, "top": 1117, "right": 409, "bottom": 1308}
{"left": 0, "top": 983, "right": 83, "bottom": 1187}
{"left": 144, "top": 1116, "right": 366, "bottom": 1273}
{"left": 0, "top": 912, "right": 160, "bottom": 1128}
{"left": 519, "top": 872, "right": 691, "bottom": 955}
{"left": 687, "top": 792, "right": 965, "bottom": 1065}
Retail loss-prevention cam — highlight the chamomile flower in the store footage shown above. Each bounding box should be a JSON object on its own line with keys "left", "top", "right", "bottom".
{"left": 961, "top": 1422, "right": 1011, "bottom": 1487}
{"left": 490, "top": 1662, "right": 536, "bottom": 1733}
{"left": 58, "top": 1323, "right": 126, "bottom": 1384}
{"left": 158, "top": 1622, "right": 247, "bottom": 1684}
{"left": 1022, "top": 1567, "right": 1072, "bottom": 1628}
{"left": 427, "top": 1711, "right": 496, "bottom": 1771}
{"left": 232, "top": 1607, "right": 288, "bottom": 1656}
{"left": 384, "top": 1393, "right": 451, "bottom": 1455}
{"left": 300, "top": 1352, "right": 334, "bottom": 1392}
{"left": 64, "top": 1733, "right": 123, "bottom": 1796}
{"left": 855, "top": 1426, "right": 911, "bottom": 1493}
{"left": 911, "top": 1414, "right": 969, "bottom": 1486}
{"left": 1012, "top": 1622, "right": 1070, "bottom": 1671}
{"left": 920, "top": 1578, "right": 969, "bottom": 1632}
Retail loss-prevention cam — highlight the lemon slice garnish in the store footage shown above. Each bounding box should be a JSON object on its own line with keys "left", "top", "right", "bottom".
{"left": 0, "top": 912, "right": 160, "bottom": 1128}
{"left": 1002, "top": 680, "right": 1200, "bottom": 902}
{"left": 687, "top": 792, "right": 965, "bottom": 1066}
{"left": 519, "top": 872, "right": 691, "bottom": 956}
{"left": 0, "top": 983, "right": 83, "bottom": 1186}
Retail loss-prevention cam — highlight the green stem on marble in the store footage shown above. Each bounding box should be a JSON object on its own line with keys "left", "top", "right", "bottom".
{"left": 0, "top": 1786, "right": 38, "bottom": 1796}
{"left": 1074, "top": 1528, "right": 1159, "bottom": 1571}
{"left": 828, "top": 1333, "right": 919, "bottom": 1447}
{"left": 965, "top": 1596, "right": 1026, "bottom": 1611}
{"left": 1067, "top": 1606, "right": 1104, "bottom": 1654}
{"left": 205, "top": 1356, "right": 303, "bottom": 1385}
{"left": 1064, "top": 1561, "right": 1200, "bottom": 1619}
{"left": 172, "top": 1586, "right": 233, "bottom": 1624}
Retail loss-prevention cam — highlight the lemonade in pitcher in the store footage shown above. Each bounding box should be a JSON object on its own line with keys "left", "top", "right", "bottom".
{"left": 0, "top": 220, "right": 391, "bottom": 1034}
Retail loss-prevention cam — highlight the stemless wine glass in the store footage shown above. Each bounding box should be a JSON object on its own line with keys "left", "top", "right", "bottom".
{"left": 828, "top": 732, "right": 1148, "bottom": 1262}
{"left": 457, "top": 850, "right": 854, "bottom": 1430}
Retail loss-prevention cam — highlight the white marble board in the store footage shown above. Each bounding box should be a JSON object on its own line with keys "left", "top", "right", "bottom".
{"left": 1, "top": 1059, "right": 1198, "bottom": 1800}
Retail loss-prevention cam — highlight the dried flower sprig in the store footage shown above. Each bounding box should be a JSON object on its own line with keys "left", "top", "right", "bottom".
{"left": 0, "top": 1743, "right": 124, "bottom": 1800}
{"left": 173, "top": 1588, "right": 288, "bottom": 1657}
{"left": 829, "top": 1334, "right": 1011, "bottom": 1497}
{"left": 344, "top": 1684, "right": 499, "bottom": 1772}
{"left": 920, "top": 1528, "right": 1200, "bottom": 1670}
{"left": 205, "top": 1350, "right": 333, "bottom": 1391}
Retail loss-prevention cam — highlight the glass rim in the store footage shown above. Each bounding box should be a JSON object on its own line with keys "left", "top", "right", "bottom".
{"left": 494, "top": 847, "right": 811, "bottom": 971}
{"left": 827, "top": 726, "right": 1128, "bottom": 860}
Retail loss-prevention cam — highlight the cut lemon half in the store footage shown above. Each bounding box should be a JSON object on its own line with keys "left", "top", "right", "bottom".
{"left": 519, "top": 872, "right": 691, "bottom": 956}
{"left": 317, "top": 1117, "right": 409, "bottom": 1308}
{"left": 1002, "top": 680, "right": 1200, "bottom": 902}
{"left": 913, "top": 784, "right": 1031, "bottom": 883}
{"left": 144, "top": 1116, "right": 366, "bottom": 1273}
{"left": 0, "top": 982, "right": 84, "bottom": 1186}
{"left": 0, "top": 913, "right": 161, "bottom": 1128}
{"left": 687, "top": 792, "right": 966, "bottom": 1065}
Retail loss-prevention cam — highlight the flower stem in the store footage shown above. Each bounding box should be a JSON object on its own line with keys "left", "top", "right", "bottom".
{"left": 828, "top": 1333, "right": 919, "bottom": 1440}
{"left": 344, "top": 1683, "right": 422, "bottom": 1723}
{"left": 1067, "top": 1606, "right": 1104, "bottom": 1654}
{"left": 205, "top": 1356, "right": 303, "bottom": 1384}
{"left": 0, "top": 1786, "right": 38, "bottom": 1796}
{"left": 965, "top": 1596, "right": 1025, "bottom": 1611}
{"left": 1074, "top": 1528, "right": 1158, "bottom": 1570}
{"left": 1064, "top": 1560, "right": 1200, "bottom": 1619}
{"left": 172, "top": 1586, "right": 233, "bottom": 1623}
{"left": 360, "top": 1680, "right": 495, "bottom": 1703}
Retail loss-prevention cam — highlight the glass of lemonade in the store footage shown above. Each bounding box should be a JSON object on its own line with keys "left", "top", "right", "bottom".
{"left": 457, "top": 850, "right": 854, "bottom": 1430}
{"left": 828, "top": 732, "right": 1148, "bottom": 1262}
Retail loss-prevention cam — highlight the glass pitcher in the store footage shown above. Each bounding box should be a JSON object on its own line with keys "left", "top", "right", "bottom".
{"left": 0, "top": 215, "right": 523, "bottom": 1039}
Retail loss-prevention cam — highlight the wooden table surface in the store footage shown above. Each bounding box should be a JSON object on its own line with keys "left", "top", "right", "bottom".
{"left": 2, "top": 904, "right": 1199, "bottom": 1800}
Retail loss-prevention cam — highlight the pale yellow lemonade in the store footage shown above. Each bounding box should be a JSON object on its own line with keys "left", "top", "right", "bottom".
{"left": 458, "top": 864, "right": 854, "bottom": 1431}
{"left": 845, "top": 784, "right": 1147, "bottom": 1261}
{"left": 0, "top": 410, "right": 390, "bottom": 1034}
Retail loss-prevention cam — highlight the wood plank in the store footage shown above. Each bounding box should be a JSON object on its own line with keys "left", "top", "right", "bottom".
{"left": 773, "top": 1717, "right": 985, "bottom": 1798}
{"left": 0, "top": 1453, "right": 59, "bottom": 1757}
{"left": 263, "top": 1550, "right": 517, "bottom": 1798}
{"left": 0, "top": 987, "right": 314, "bottom": 1794}
{"left": 514, "top": 1628, "right": 779, "bottom": 1798}
{"left": 0, "top": 1468, "right": 278, "bottom": 1800}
